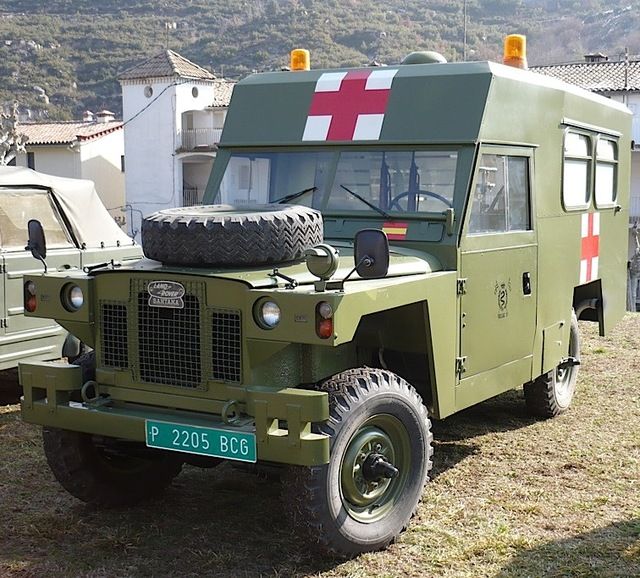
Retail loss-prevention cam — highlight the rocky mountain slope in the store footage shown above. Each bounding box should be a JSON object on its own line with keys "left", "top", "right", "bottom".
{"left": 1, "top": 0, "right": 639, "bottom": 119}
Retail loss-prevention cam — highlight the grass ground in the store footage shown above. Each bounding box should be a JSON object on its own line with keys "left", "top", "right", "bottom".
{"left": 0, "top": 315, "right": 638, "bottom": 577}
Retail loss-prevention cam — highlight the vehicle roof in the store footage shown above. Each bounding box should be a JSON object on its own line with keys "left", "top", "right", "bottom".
{"left": 220, "top": 60, "right": 630, "bottom": 148}
{"left": 0, "top": 166, "right": 136, "bottom": 249}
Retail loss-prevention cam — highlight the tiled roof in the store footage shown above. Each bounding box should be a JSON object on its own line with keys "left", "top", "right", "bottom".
{"left": 17, "top": 121, "right": 123, "bottom": 145}
{"left": 118, "top": 50, "right": 215, "bottom": 81}
{"left": 210, "top": 80, "right": 235, "bottom": 107}
{"left": 531, "top": 60, "right": 640, "bottom": 92}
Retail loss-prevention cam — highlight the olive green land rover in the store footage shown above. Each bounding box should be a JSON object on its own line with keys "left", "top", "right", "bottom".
{"left": 20, "top": 41, "right": 630, "bottom": 556}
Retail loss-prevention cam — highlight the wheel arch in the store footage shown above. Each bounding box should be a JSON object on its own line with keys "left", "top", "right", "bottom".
{"left": 351, "top": 300, "right": 441, "bottom": 417}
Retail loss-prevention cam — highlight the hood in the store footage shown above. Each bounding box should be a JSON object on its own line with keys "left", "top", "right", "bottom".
{"left": 121, "top": 242, "right": 442, "bottom": 288}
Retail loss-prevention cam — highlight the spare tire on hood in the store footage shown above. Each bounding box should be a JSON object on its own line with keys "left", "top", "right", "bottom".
{"left": 141, "top": 204, "right": 323, "bottom": 267}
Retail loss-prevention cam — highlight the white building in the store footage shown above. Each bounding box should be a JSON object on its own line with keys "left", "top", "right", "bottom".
{"left": 118, "top": 50, "right": 234, "bottom": 237}
{"left": 15, "top": 112, "right": 126, "bottom": 226}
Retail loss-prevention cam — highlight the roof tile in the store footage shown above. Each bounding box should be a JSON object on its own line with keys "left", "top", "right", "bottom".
{"left": 17, "top": 121, "right": 123, "bottom": 145}
{"left": 118, "top": 50, "right": 215, "bottom": 81}
{"left": 531, "top": 60, "right": 640, "bottom": 92}
{"left": 210, "top": 80, "right": 235, "bottom": 107}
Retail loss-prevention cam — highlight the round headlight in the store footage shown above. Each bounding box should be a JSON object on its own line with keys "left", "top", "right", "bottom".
{"left": 258, "top": 300, "right": 281, "bottom": 329}
{"left": 62, "top": 284, "right": 84, "bottom": 311}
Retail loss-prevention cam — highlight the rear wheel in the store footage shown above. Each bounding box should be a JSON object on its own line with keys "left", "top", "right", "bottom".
{"left": 42, "top": 427, "right": 183, "bottom": 506}
{"left": 282, "top": 368, "right": 432, "bottom": 556}
{"left": 524, "top": 311, "right": 580, "bottom": 418}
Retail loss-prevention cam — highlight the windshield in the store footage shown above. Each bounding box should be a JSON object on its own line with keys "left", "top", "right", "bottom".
{"left": 213, "top": 149, "right": 458, "bottom": 215}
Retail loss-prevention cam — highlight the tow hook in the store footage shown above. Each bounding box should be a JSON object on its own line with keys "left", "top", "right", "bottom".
{"left": 558, "top": 356, "right": 580, "bottom": 370}
{"left": 80, "top": 381, "right": 111, "bottom": 407}
{"left": 362, "top": 453, "right": 399, "bottom": 481}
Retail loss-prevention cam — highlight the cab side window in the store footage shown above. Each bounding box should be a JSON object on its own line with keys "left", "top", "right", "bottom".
{"left": 468, "top": 154, "right": 531, "bottom": 234}
{"left": 0, "top": 191, "right": 73, "bottom": 251}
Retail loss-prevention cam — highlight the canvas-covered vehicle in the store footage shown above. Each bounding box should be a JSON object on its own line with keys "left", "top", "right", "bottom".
{"left": 19, "top": 38, "right": 630, "bottom": 556}
{"left": 0, "top": 166, "right": 141, "bottom": 389}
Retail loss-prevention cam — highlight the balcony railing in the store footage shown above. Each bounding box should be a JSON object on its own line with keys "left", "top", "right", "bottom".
{"left": 183, "top": 187, "right": 201, "bottom": 207}
{"left": 177, "top": 128, "right": 223, "bottom": 151}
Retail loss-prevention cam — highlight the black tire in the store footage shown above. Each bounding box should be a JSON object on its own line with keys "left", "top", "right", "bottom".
{"left": 282, "top": 368, "right": 433, "bottom": 557}
{"left": 524, "top": 311, "right": 580, "bottom": 418}
{"left": 42, "top": 427, "right": 183, "bottom": 506}
{"left": 141, "top": 204, "right": 323, "bottom": 267}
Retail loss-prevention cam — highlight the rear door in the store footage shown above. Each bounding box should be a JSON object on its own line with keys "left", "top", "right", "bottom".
{"left": 0, "top": 187, "right": 81, "bottom": 336}
{"left": 459, "top": 147, "right": 538, "bottom": 385}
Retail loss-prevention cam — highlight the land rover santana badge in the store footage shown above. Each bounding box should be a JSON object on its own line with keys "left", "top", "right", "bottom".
{"left": 148, "top": 280, "right": 185, "bottom": 309}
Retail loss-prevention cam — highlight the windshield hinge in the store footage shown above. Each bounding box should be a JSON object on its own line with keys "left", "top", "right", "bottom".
{"left": 457, "top": 278, "right": 467, "bottom": 295}
{"left": 456, "top": 356, "right": 467, "bottom": 378}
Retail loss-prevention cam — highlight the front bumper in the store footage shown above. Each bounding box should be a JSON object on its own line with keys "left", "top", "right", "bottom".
{"left": 20, "top": 361, "right": 330, "bottom": 466}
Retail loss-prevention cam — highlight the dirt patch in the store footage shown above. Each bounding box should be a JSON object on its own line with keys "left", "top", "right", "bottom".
{"left": 0, "top": 315, "right": 638, "bottom": 577}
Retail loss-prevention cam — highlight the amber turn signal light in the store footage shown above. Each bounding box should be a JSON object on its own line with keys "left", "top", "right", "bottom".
{"left": 24, "top": 280, "right": 37, "bottom": 313}
{"left": 316, "top": 301, "right": 333, "bottom": 339}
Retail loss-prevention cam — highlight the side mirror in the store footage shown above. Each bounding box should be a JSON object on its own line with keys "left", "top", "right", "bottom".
{"left": 354, "top": 229, "right": 389, "bottom": 279}
{"left": 27, "top": 219, "right": 48, "bottom": 271}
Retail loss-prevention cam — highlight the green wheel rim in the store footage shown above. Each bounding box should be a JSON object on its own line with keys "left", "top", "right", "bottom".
{"left": 340, "top": 414, "right": 412, "bottom": 523}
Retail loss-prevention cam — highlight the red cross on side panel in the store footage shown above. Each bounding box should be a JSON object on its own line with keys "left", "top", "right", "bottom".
{"left": 580, "top": 212, "right": 600, "bottom": 284}
{"left": 302, "top": 69, "right": 398, "bottom": 141}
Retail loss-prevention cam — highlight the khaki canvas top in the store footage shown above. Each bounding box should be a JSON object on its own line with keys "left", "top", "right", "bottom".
{"left": 0, "top": 166, "right": 135, "bottom": 249}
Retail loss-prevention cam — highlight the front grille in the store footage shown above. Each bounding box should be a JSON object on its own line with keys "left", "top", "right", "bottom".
{"left": 211, "top": 311, "right": 242, "bottom": 382}
{"left": 137, "top": 290, "right": 202, "bottom": 388}
{"left": 100, "top": 302, "right": 128, "bottom": 368}
{"left": 98, "top": 279, "right": 243, "bottom": 388}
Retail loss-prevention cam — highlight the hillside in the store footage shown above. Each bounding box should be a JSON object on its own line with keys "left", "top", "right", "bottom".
{"left": 1, "top": 0, "right": 640, "bottom": 120}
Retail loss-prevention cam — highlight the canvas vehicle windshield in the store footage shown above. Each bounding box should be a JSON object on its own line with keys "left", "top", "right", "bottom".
{"left": 213, "top": 149, "right": 458, "bottom": 214}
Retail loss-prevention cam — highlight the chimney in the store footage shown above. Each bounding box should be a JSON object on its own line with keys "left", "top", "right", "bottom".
{"left": 95, "top": 110, "right": 115, "bottom": 123}
{"left": 83, "top": 110, "right": 94, "bottom": 122}
{"left": 584, "top": 53, "right": 608, "bottom": 63}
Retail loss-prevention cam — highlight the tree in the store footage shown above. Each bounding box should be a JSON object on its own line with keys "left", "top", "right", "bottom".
{"left": 0, "top": 102, "right": 27, "bottom": 166}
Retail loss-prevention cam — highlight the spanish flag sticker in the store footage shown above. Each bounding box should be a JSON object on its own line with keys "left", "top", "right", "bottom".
{"left": 382, "top": 222, "right": 408, "bottom": 240}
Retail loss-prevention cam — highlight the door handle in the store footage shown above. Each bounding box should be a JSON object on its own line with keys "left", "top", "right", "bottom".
{"left": 522, "top": 272, "right": 532, "bottom": 295}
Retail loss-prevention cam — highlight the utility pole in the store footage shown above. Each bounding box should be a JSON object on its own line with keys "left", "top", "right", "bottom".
{"left": 463, "top": 0, "right": 468, "bottom": 61}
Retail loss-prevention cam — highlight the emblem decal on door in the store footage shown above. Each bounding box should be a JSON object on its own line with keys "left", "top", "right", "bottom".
{"left": 495, "top": 279, "right": 511, "bottom": 319}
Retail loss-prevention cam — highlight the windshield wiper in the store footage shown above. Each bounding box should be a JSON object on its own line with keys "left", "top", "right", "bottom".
{"left": 340, "top": 184, "right": 391, "bottom": 219}
{"left": 274, "top": 186, "right": 318, "bottom": 204}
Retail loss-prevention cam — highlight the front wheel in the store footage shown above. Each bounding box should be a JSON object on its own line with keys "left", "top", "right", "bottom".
{"left": 282, "top": 368, "right": 433, "bottom": 556}
{"left": 524, "top": 310, "right": 580, "bottom": 418}
{"left": 43, "top": 427, "right": 183, "bottom": 506}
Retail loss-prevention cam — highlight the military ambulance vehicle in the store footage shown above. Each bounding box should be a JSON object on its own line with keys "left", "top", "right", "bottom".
{"left": 0, "top": 167, "right": 141, "bottom": 394}
{"left": 20, "top": 37, "right": 630, "bottom": 556}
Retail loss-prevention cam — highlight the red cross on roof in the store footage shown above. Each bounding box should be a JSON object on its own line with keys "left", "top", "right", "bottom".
{"left": 303, "top": 69, "right": 397, "bottom": 141}
{"left": 580, "top": 212, "right": 600, "bottom": 284}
